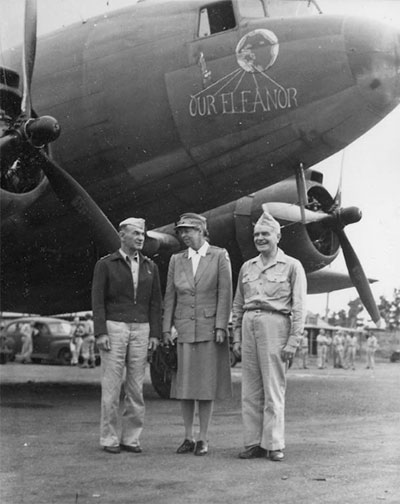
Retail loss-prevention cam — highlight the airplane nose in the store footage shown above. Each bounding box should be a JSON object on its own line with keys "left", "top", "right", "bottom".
{"left": 344, "top": 16, "right": 400, "bottom": 114}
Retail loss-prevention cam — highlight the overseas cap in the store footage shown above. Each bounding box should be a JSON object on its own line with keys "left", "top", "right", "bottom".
{"left": 254, "top": 209, "right": 280, "bottom": 234}
{"left": 175, "top": 212, "right": 207, "bottom": 231}
{"left": 119, "top": 217, "right": 145, "bottom": 231}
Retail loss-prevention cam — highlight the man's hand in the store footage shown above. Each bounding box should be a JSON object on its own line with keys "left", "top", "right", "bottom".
{"left": 96, "top": 334, "right": 111, "bottom": 352}
{"left": 232, "top": 341, "right": 241, "bottom": 359}
{"left": 281, "top": 346, "right": 295, "bottom": 363}
{"left": 148, "top": 337, "right": 159, "bottom": 351}
{"left": 215, "top": 328, "right": 226, "bottom": 344}
{"left": 163, "top": 332, "right": 174, "bottom": 345}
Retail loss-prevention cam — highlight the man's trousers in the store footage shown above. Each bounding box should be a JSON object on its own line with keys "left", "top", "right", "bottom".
{"left": 241, "top": 310, "right": 290, "bottom": 451}
{"left": 100, "top": 321, "right": 149, "bottom": 448}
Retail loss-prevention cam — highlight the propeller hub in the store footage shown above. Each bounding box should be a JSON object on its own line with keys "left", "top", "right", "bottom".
{"left": 25, "top": 116, "right": 61, "bottom": 147}
{"left": 337, "top": 206, "right": 362, "bottom": 227}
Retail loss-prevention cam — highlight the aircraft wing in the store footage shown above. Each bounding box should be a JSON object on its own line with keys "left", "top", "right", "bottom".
{"left": 306, "top": 268, "right": 377, "bottom": 295}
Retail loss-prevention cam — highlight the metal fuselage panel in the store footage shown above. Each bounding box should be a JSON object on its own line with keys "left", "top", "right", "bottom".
{"left": 1, "top": 1, "right": 399, "bottom": 313}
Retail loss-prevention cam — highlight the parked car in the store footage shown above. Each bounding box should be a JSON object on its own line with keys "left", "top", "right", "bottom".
{"left": 3, "top": 317, "right": 75, "bottom": 365}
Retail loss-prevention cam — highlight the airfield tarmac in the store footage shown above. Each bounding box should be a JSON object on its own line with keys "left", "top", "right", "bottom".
{"left": 0, "top": 359, "right": 399, "bottom": 504}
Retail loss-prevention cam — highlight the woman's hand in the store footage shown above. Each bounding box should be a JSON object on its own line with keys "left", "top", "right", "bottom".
{"left": 163, "top": 332, "right": 174, "bottom": 345}
{"left": 215, "top": 328, "right": 226, "bottom": 344}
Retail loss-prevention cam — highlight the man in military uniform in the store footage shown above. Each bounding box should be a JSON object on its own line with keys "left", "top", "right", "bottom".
{"left": 232, "top": 210, "right": 307, "bottom": 462}
{"left": 92, "top": 217, "right": 162, "bottom": 454}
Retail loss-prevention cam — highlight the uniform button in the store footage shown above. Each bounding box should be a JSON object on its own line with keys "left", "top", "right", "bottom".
{"left": 191, "top": 316, "right": 195, "bottom": 320}
{"left": 191, "top": 305, "right": 195, "bottom": 308}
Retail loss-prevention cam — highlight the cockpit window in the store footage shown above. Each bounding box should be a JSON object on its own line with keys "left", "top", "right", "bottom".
{"left": 238, "top": 0, "right": 268, "bottom": 19}
{"left": 198, "top": 1, "right": 236, "bottom": 38}
{"left": 265, "top": 0, "right": 322, "bottom": 17}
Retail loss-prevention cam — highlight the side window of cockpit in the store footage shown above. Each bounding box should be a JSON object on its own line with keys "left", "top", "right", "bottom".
{"left": 198, "top": 1, "right": 236, "bottom": 38}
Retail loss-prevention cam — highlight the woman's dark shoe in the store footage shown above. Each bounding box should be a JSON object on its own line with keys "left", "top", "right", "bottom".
{"left": 194, "top": 440, "right": 208, "bottom": 456}
{"left": 238, "top": 445, "right": 267, "bottom": 459}
{"left": 176, "top": 439, "right": 195, "bottom": 454}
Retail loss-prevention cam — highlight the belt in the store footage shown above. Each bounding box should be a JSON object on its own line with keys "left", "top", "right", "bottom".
{"left": 245, "top": 309, "right": 288, "bottom": 317}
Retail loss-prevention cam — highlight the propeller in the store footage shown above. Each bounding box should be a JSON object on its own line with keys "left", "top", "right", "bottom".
{"left": 0, "top": 0, "right": 120, "bottom": 253}
{"left": 21, "top": 0, "right": 37, "bottom": 117}
{"left": 263, "top": 169, "right": 381, "bottom": 325}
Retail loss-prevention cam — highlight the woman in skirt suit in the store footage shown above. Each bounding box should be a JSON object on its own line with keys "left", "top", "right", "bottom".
{"left": 163, "top": 213, "right": 232, "bottom": 456}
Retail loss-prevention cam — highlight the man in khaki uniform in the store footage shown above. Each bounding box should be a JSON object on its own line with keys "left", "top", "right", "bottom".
{"left": 298, "top": 330, "right": 309, "bottom": 369}
{"left": 232, "top": 210, "right": 307, "bottom": 462}
{"left": 316, "top": 329, "right": 329, "bottom": 369}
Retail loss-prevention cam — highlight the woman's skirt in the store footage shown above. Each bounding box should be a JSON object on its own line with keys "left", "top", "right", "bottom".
{"left": 171, "top": 339, "right": 232, "bottom": 400}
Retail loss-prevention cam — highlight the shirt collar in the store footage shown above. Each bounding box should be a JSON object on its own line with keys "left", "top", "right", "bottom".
{"left": 119, "top": 248, "right": 139, "bottom": 263}
{"left": 251, "top": 248, "right": 286, "bottom": 269}
{"left": 188, "top": 241, "right": 209, "bottom": 259}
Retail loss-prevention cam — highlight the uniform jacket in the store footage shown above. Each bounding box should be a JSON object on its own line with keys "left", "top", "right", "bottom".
{"left": 92, "top": 251, "right": 162, "bottom": 339}
{"left": 163, "top": 245, "right": 232, "bottom": 343}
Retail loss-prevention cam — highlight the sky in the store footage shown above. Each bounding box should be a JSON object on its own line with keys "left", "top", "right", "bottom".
{"left": 1, "top": 0, "right": 400, "bottom": 322}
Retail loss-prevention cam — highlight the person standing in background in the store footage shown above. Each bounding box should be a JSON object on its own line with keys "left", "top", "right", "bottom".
{"left": 316, "top": 329, "right": 329, "bottom": 369}
{"left": 81, "top": 313, "right": 96, "bottom": 368}
{"left": 346, "top": 333, "right": 358, "bottom": 370}
{"left": 298, "top": 329, "right": 309, "bottom": 369}
{"left": 366, "top": 332, "right": 378, "bottom": 369}
{"left": 332, "top": 330, "right": 345, "bottom": 369}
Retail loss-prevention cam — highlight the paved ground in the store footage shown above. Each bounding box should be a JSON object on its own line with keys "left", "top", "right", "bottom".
{"left": 1, "top": 358, "right": 399, "bottom": 504}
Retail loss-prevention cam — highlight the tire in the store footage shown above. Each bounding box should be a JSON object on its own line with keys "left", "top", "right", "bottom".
{"left": 229, "top": 348, "right": 238, "bottom": 368}
{"left": 58, "top": 347, "right": 72, "bottom": 366}
{"left": 150, "top": 359, "right": 172, "bottom": 399}
{"left": 31, "top": 358, "right": 42, "bottom": 364}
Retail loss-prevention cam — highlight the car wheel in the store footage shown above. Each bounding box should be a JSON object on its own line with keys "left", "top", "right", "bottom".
{"left": 58, "top": 348, "right": 72, "bottom": 366}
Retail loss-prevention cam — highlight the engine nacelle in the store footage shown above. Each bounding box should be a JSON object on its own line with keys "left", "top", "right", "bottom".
{"left": 152, "top": 171, "right": 341, "bottom": 283}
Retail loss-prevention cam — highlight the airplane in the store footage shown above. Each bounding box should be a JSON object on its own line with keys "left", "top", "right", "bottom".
{"left": 1, "top": 0, "right": 400, "bottom": 327}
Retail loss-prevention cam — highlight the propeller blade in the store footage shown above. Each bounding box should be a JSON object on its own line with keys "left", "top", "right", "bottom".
{"left": 333, "top": 150, "right": 345, "bottom": 208}
{"left": 263, "top": 202, "right": 329, "bottom": 224}
{"left": 21, "top": 0, "right": 37, "bottom": 116}
{"left": 336, "top": 228, "right": 381, "bottom": 323}
{"left": 38, "top": 150, "right": 120, "bottom": 253}
{"left": 295, "top": 163, "right": 308, "bottom": 224}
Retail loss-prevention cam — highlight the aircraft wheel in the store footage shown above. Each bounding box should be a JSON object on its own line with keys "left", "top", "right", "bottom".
{"left": 149, "top": 359, "right": 172, "bottom": 399}
{"left": 229, "top": 348, "right": 239, "bottom": 368}
{"left": 58, "top": 348, "right": 72, "bottom": 366}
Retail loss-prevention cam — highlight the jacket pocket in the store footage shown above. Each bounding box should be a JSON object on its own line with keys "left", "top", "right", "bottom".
{"left": 203, "top": 308, "right": 216, "bottom": 318}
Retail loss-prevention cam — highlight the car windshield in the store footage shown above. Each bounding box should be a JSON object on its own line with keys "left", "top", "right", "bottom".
{"left": 48, "top": 321, "right": 71, "bottom": 335}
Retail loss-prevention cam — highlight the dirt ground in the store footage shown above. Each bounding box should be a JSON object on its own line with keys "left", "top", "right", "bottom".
{"left": 1, "top": 358, "right": 399, "bottom": 504}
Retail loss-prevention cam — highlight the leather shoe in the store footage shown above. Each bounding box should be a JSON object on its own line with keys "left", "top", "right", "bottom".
{"left": 269, "top": 450, "right": 284, "bottom": 462}
{"left": 103, "top": 445, "right": 120, "bottom": 454}
{"left": 238, "top": 445, "right": 267, "bottom": 459}
{"left": 176, "top": 439, "right": 195, "bottom": 454}
{"left": 120, "top": 444, "right": 142, "bottom": 453}
{"left": 194, "top": 440, "right": 208, "bottom": 456}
